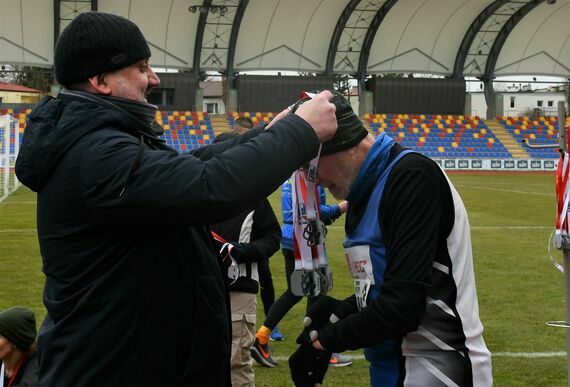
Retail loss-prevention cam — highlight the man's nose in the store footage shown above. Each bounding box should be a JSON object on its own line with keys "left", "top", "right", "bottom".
{"left": 148, "top": 66, "right": 161, "bottom": 87}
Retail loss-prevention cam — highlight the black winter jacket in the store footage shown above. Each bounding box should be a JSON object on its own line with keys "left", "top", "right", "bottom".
{"left": 15, "top": 91, "right": 319, "bottom": 387}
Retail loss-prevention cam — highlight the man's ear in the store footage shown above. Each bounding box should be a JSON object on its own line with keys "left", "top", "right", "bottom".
{"left": 87, "top": 74, "right": 112, "bottom": 95}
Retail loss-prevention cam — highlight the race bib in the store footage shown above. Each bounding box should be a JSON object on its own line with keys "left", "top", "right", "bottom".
{"left": 344, "top": 245, "right": 374, "bottom": 310}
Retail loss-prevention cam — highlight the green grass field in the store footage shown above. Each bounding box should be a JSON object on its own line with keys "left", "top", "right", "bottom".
{"left": 1, "top": 172, "right": 568, "bottom": 386}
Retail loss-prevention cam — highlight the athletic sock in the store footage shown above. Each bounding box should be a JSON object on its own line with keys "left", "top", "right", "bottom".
{"left": 256, "top": 325, "right": 272, "bottom": 345}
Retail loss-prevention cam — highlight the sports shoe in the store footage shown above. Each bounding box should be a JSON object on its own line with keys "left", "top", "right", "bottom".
{"left": 251, "top": 338, "right": 278, "bottom": 367}
{"left": 329, "top": 353, "right": 353, "bottom": 367}
{"left": 270, "top": 326, "right": 285, "bottom": 341}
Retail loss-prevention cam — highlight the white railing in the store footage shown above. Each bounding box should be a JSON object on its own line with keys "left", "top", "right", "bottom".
{"left": 0, "top": 114, "right": 21, "bottom": 203}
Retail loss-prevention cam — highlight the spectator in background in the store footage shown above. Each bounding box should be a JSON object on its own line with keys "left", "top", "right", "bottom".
{"left": 210, "top": 132, "right": 281, "bottom": 386}
{"left": 0, "top": 307, "right": 38, "bottom": 387}
{"left": 233, "top": 116, "right": 254, "bottom": 134}
{"left": 293, "top": 93, "right": 492, "bottom": 386}
{"left": 251, "top": 177, "right": 351, "bottom": 368}
{"left": 14, "top": 11, "right": 337, "bottom": 386}
{"left": 216, "top": 122, "right": 281, "bottom": 341}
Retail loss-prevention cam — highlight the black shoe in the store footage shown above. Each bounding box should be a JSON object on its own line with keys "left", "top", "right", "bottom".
{"left": 251, "top": 338, "right": 278, "bottom": 367}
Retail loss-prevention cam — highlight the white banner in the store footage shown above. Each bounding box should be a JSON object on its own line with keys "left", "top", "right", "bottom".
{"left": 433, "top": 158, "right": 557, "bottom": 171}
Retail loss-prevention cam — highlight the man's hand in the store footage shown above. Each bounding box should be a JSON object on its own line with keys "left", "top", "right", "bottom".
{"left": 294, "top": 90, "right": 337, "bottom": 142}
{"left": 266, "top": 108, "right": 290, "bottom": 129}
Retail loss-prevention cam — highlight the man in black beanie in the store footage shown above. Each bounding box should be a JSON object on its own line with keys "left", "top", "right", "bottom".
{"left": 290, "top": 94, "right": 493, "bottom": 386}
{"left": 15, "top": 11, "right": 338, "bottom": 387}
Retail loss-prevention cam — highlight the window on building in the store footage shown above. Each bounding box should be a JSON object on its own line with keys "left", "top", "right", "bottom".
{"left": 510, "top": 96, "right": 515, "bottom": 108}
{"left": 548, "top": 100, "right": 554, "bottom": 107}
{"left": 147, "top": 88, "right": 174, "bottom": 106}
{"left": 206, "top": 103, "right": 218, "bottom": 114}
{"left": 537, "top": 100, "right": 543, "bottom": 107}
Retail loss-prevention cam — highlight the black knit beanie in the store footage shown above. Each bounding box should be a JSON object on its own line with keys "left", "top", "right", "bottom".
{"left": 54, "top": 11, "right": 151, "bottom": 87}
{"left": 0, "top": 307, "right": 37, "bottom": 351}
{"left": 321, "top": 92, "right": 369, "bottom": 156}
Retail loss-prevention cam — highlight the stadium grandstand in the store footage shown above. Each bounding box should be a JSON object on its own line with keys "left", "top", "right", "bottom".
{"left": 2, "top": 0, "right": 569, "bottom": 173}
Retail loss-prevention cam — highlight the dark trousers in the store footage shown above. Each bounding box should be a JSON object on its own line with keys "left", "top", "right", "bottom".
{"left": 263, "top": 249, "right": 320, "bottom": 329}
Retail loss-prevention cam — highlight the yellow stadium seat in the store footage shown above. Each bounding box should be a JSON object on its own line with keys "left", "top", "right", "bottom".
{"left": 203, "top": 135, "right": 210, "bottom": 140}
{"left": 438, "top": 146, "right": 444, "bottom": 153}
{"left": 465, "top": 124, "right": 471, "bottom": 129}
{"left": 514, "top": 129, "right": 520, "bottom": 135}
{"left": 413, "top": 128, "right": 419, "bottom": 133}
{"left": 398, "top": 132, "right": 405, "bottom": 138}
{"left": 424, "top": 128, "right": 430, "bottom": 134}
{"left": 446, "top": 128, "right": 452, "bottom": 133}
{"left": 530, "top": 134, "right": 536, "bottom": 139}
{"left": 190, "top": 130, "right": 196, "bottom": 135}
{"left": 364, "top": 114, "right": 370, "bottom": 120}
{"left": 200, "top": 125, "right": 207, "bottom": 130}
{"left": 398, "top": 123, "right": 404, "bottom": 129}
{"left": 480, "top": 129, "right": 486, "bottom": 134}
{"left": 488, "top": 138, "right": 495, "bottom": 143}
{"left": 452, "top": 142, "right": 458, "bottom": 148}
{"left": 473, "top": 133, "right": 479, "bottom": 139}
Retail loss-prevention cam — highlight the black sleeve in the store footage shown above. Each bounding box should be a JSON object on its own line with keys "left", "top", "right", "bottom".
{"left": 318, "top": 155, "right": 447, "bottom": 352}
{"left": 79, "top": 114, "right": 319, "bottom": 228}
{"left": 189, "top": 126, "right": 264, "bottom": 160}
{"left": 239, "top": 199, "right": 281, "bottom": 263}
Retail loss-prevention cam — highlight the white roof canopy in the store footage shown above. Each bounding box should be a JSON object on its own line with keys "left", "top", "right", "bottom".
{"left": 1, "top": 0, "right": 568, "bottom": 79}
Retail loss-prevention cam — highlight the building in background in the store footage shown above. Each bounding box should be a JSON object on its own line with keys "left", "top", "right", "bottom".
{"left": 0, "top": 82, "right": 41, "bottom": 104}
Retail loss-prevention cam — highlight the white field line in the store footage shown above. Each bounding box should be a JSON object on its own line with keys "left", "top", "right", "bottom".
{"left": 454, "top": 184, "right": 552, "bottom": 197}
{"left": 326, "top": 226, "right": 551, "bottom": 230}
{"left": 0, "top": 201, "right": 37, "bottom": 204}
{"left": 0, "top": 229, "right": 37, "bottom": 233}
{"left": 273, "top": 352, "right": 566, "bottom": 362}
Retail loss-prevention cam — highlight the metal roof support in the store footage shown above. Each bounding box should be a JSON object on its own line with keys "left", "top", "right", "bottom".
{"left": 481, "top": 77, "right": 496, "bottom": 119}
{"left": 192, "top": 0, "right": 213, "bottom": 80}
{"left": 54, "top": 0, "right": 98, "bottom": 47}
{"left": 325, "top": 0, "right": 361, "bottom": 76}
{"left": 452, "top": 0, "right": 509, "bottom": 78}
{"left": 226, "top": 0, "right": 249, "bottom": 95}
{"left": 54, "top": 0, "right": 60, "bottom": 48}
{"left": 356, "top": 0, "right": 398, "bottom": 114}
{"left": 482, "top": 0, "right": 544, "bottom": 118}
{"left": 191, "top": 0, "right": 213, "bottom": 111}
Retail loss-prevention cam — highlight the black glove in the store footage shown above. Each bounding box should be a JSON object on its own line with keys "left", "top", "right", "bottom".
{"left": 219, "top": 243, "right": 245, "bottom": 285}
{"left": 289, "top": 343, "right": 332, "bottom": 387}
{"left": 297, "top": 295, "right": 358, "bottom": 345}
{"left": 228, "top": 242, "right": 246, "bottom": 263}
{"left": 297, "top": 296, "right": 340, "bottom": 344}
